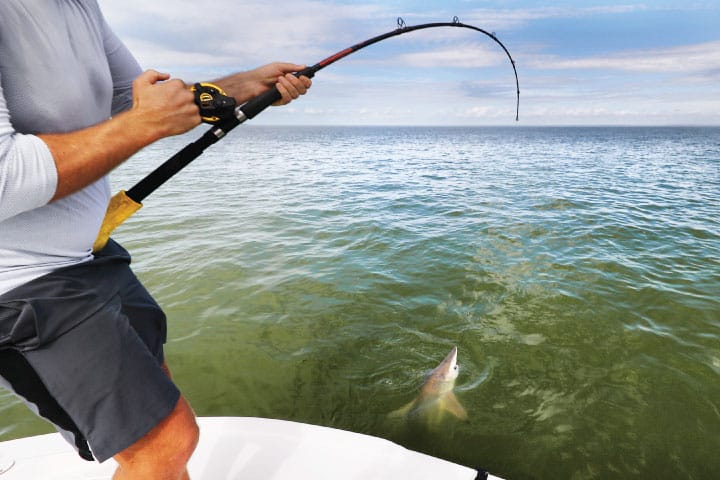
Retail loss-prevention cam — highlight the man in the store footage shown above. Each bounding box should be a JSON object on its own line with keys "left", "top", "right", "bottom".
{"left": 0, "top": 1, "right": 311, "bottom": 478}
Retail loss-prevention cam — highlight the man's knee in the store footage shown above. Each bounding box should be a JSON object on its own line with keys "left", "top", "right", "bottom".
{"left": 114, "top": 396, "right": 198, "bottom": 478}
{"left": 176, "top": 401, "right": 200, "bottom": 463}
{"left": 162, "top": 397, "right": 199, "bottom": 465}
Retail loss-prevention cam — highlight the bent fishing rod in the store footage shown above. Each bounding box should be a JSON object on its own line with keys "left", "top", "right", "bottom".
{"left": 93, "top": 17, "right": 520, "bottom": 252}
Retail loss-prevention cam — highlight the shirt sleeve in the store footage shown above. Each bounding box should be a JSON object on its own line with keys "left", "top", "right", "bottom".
{"left": 98, "top": 10, "right": 142, "bottom": 115}
{"left": 0, "top": 76, "right": 58, "bottom": 223}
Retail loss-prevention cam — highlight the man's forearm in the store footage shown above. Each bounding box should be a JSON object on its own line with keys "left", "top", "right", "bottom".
{"left": 211, "top": 70, "right": 260, "bottom": 105}
{"left": 40, "top": 108, "right": 161, "bottom": 201}
{"left": 211, "top": 63, "right": 312, "bottom": 106}
{"left": 39, "top": 65, "right": 309, "bottom": 203}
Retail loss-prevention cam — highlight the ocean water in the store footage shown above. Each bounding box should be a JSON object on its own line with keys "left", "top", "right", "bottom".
{"left": 1, "top": 126, "right": 719, "bottom": 479}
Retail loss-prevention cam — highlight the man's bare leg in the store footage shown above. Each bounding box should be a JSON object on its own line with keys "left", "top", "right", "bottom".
{"left": 113, "top": 363, "right": 198, "bottom": 480}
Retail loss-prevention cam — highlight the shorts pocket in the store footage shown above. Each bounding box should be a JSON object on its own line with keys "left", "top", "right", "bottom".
{"left": 0, "top": 301, "right": 40, "bottom": 349}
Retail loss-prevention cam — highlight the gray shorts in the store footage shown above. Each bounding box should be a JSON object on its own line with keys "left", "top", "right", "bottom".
{"left": 0, "top": 240, "right": 180, "bottom": 462}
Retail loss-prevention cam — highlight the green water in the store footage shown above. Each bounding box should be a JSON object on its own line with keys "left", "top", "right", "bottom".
{"left": 1, "top": 127, "right": 718, "bottom": 479}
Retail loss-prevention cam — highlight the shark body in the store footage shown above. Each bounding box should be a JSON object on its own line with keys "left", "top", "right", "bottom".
{"left": 389, "top": 346, "right": 468, "bottom": 424}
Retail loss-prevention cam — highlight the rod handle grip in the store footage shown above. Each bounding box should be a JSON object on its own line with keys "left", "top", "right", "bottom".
{"left": 93, "top": 190, "right": 142, "bottom": 253}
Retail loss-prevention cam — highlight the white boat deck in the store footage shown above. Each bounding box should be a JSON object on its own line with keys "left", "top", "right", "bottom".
{"left": 0, "top": 417, "right": 503, "bottom": 479}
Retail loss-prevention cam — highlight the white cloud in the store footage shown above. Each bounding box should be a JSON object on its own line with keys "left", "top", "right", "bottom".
{"left": 99, "top": 0, "right": 390, "bottom": 69}
{"left": 392, "top": 43, "right": 506, "bottom": 69}
{"left": 459, "top": 4, "right": 654, "bottom": 30}
{"left": 529, "top": 41, "right": 720, "bottom": 74}
{"left": 101, "top": 1, "right": 588, "bottom": 71}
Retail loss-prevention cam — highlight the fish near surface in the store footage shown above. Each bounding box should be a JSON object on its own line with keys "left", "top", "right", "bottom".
{"left": 389, "top": 346, "right": 468, "bottom": 424}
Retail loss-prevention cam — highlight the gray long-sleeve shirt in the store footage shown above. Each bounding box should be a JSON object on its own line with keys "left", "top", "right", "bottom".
{"left": 0, "top": 0, "right": 142, "bottom": 294}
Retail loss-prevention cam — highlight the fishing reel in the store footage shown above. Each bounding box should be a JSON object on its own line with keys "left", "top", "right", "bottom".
{"left": 191, "top": 83, "right": 237, "bottom": 124}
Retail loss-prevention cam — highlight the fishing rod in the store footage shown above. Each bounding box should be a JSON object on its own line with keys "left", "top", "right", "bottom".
{"left": 93, "top": 16, "right": 520, "bottom": 252}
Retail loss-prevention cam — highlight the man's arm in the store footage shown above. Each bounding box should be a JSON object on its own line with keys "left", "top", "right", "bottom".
{"left": 41, "top": 70, "right": 201, "bottom": 202}
{"left": 44, "top": 64, "right": 311, "bottom": 202}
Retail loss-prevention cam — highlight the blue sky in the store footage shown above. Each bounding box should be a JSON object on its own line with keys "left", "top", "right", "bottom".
{"left": 98, "top": 1, "right": 720, "bottom": 126}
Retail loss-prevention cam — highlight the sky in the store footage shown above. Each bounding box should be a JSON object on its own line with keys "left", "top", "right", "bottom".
{"left": 97, "top": 0, "right": 720, "bottom": 126}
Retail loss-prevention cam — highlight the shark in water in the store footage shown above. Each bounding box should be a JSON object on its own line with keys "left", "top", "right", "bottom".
{"left": 389, "top": 346, "right": 468, "bottom": 424}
